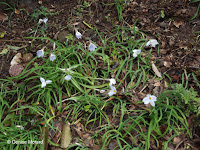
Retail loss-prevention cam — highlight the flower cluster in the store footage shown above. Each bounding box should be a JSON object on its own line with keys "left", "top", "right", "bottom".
{"left": 36, "top": 48, "right": 57, "bottom": 62}
{"left": 132, "top": 39, "right": 159, "bottom": 58}
{"left": 40, "top": 74, "right": 72, "bottom": 88}
{"left": 36, "top": 19, "right": 158, "bottom": 107}
{"left": 36, "top": 29, "right": 98, "bottom": 63}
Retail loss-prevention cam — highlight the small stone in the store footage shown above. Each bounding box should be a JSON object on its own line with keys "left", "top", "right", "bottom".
{"left": 9, "top": 64, "right": 24, "bottom": 77}
{"left": 22, "top": 53, "right": 33, "bottom": 62}
{"left": 10, "top": 53, "right": 22, "bottom": 66}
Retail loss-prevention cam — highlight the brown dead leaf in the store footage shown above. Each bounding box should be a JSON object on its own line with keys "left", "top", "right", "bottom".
{"left": 159, "top": 49, "right": 167, "bottom": 54}
{"left": 75, "top": 123, "right": 84, "bottom": 138}
{"left": 154, "top": 81, "right": 161, "bottom": 87}
{"left": 41, "top": 126, "right": 49, "bottom": 150}
{"left": 172, "top": 75, "right": 179, "bottom": 80}
{"left": 164, "top": 80, "right": 168, "bottom": 88}
{"left": 0, "top": 11, "right": 8, "bottom": 21}
{"left": 173, "top": 137, "right": 182, "bottom": 144}
{"left": 152, "top": 63, "right": 162, "bottom": 77}
{"left": 163, "top": 61, "right": 172, "bottom": 68}
{"left": 91, "top": 145, "right": 101, "bottom": 150}
{"left": 173, "top": 20, "right": 184, "bottom": 28}
{"left": 109, "top": 139, "right": 119, "bottom": 150}
{"left": 60, "top": 122, "right": 72, "bottom": 148}
{"left": 15, "top": 9, "right": 20, "bottom": 14}
{"left": 49, "top": 121, "right": 65, "bottom": 144}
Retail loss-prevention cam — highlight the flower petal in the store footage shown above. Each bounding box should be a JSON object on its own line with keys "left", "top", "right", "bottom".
{"left": 46, "top": 80, "right": 52, "bottom": 84}
{"left": 108, "top": 90, "right": 114, "bottom": 96}
{"left": 40, "top": 77, "right": 45, "bottom": 83}
{"left": 89, "top": 43, "right": 97, "bottom": 51}
{"left": 110, "top": 85, "right": 116, "bottom": 91}
{"left": 37, "top": 49, "right": 44, "bottom": 58}
{"left": 146, "top": 39, "right": 159, "bottom": 48}
{"left": 64, "top": 75, "right": 72, "bottom": 81}
{"left": 38, "top": 18, "right": 48, "bottom": 24}
{"left": 142, "top": 97, "right": 150, "bottom": 104}
{"left": 41, "top": 82, "right": 46, "bottom": 88}
{"left": 75, "top": 31, "right": 82, "bottom": 39}
{"left": 50, "top": 53, "right": 56, "bottom": 61}
{"left": 150, "top": 101, "right": 155, "bottom": 107}
{"left": 132, "top": 49, "right": 141, "bottom": 58}
{"left": 109, "top": 78, "right": 116, "bottom": 86}
{"left": 151, "top": 95, "right": 157, "bottom": 102}
{"left": 43, "top": 18, "right": 48, "bottom": 24}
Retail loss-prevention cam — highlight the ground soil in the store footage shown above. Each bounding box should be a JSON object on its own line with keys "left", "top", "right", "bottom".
{"left": 0, "top": 0, "right": 200, "bottom": 149}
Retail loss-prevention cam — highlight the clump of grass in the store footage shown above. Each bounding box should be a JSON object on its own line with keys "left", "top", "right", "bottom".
{"left": 115, "top": 0, "right": 127, "bottom": 21}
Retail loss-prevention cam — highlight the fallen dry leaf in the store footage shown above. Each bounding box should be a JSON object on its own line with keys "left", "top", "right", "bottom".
{"left": 60, "top": 122, "right": 72, "bottom": 148}
{"left": 173, "top": 137, "right": 182, "bottom": 144}
{"left": 0, "top": 11, "right": 8, "bottom": 21}
{"left": 152, "top": 63, "right": 162, "bottom": 77}
{"left": 41, "top": 126, "right": 49, "bottom": 150}
{"left": 163, "top": 61, "right": 172, "bottom": 68}
{"left": 109, "top": 139, "right": 118, "bottom": 150}
{"left": 15, "top": 9, "right": 20, "bottom": 14}
{"left": 154, "top": 81, "right": 161, "bottom": 87}
{"left": 173, "top": 20, "right": 184, "bottom": 28}
{"left": 164, "top": 80, "right": 168, "bottom": 88}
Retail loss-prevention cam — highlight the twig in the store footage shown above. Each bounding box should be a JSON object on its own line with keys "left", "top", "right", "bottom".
{"left": 0, "top": 40, "right": 32, "bottom": 43}
{"left": 128, "top": 99, "right": 151, "bottom": 113}
{"left": 175, "top": 139, "right": 188, "bottom": 150}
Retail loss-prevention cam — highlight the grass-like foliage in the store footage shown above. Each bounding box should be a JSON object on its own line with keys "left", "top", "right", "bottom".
{"left": 0, "top": 4, "right": 199, "bottom": 149}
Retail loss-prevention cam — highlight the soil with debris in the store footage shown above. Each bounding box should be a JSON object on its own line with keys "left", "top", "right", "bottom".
{"left": 0, "top": 0, "right": 200, "bottom": 149}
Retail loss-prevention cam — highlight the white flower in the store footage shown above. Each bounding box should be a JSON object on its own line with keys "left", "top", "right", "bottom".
{"left": 50, "top": 53, "right": 56, "bottom": 61}
{"left": 109, "top": 78, "right": 116, "bottom": 86}
{"left": 38, "top": 18, "right": 48, "bottom": 24}
{"left": 132, "top": 49, "right": 141, "bottom": 58}
{"left": 16, "top": 125, "right": 24, "bottom": 130}
{"left": 64, "top": 75, "right": 72, "bottom": 81}
{"left": 89, "top": 42, "right": 97, "bottom": 51}
{"left": 142, "top": 94, "right": 157, "bottom": 107}
{"left": 40, "top": 77, "right": 52, "bottom": 88}
{"left": 108, "top": 86, "right": 117, "bottom": 96}
{"left": 37, "top": 49, "right": 44, "bottom": 58}
{"left": 75, "top": 31, "right": 82, "bottom": 39}
{"left": 146, "top": 39, "right": 159, "bottom": 48}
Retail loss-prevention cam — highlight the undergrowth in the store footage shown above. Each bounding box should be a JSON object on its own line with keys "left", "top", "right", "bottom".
{"left": 0, "top": 1, "right": 199, "bottom": 150}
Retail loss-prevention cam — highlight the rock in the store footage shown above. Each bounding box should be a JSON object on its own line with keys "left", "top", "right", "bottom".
{"left": 22, "top": 53, "right": 33, "bottom": 62}
{"left": 9, "top": 64, "right": 24, "bottom": 77}
{"left": 10, "top": 53, "right": 22, "bottom": 66}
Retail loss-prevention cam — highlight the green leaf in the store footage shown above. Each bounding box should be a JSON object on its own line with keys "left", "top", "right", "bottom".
{"left": 0, "top": 48, "right": 8, "bottom": 55}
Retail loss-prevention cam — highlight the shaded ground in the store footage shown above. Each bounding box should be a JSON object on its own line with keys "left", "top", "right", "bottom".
{"left": 0, "top": 0, "right": 200, "bottom": 149}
